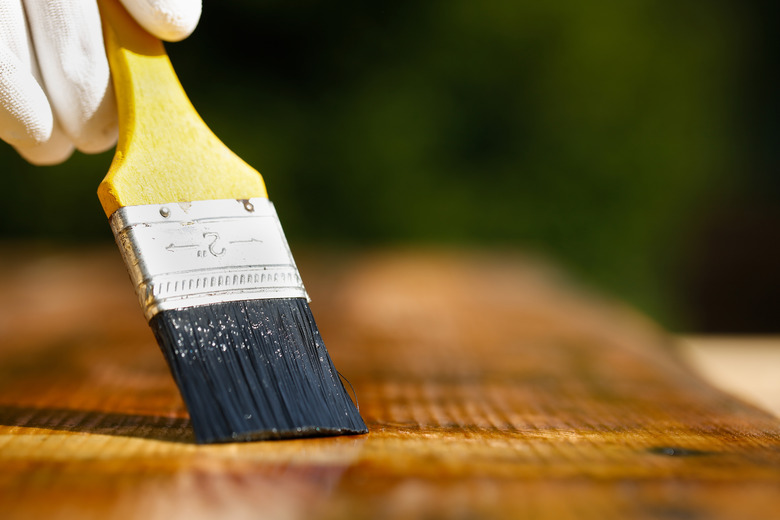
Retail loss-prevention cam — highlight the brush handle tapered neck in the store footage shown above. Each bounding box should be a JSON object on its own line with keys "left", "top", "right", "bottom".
{"left": 97, "top": 0, "right": 267, "bottom": 217}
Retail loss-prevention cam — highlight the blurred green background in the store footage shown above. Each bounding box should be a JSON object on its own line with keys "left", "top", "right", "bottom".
{"left": 1, "top": 0, "right": 778, "bottom": 332}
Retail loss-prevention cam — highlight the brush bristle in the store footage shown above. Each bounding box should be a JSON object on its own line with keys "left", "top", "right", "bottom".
{"left": 149, "top": 298, "right": 367, "bottom": 443}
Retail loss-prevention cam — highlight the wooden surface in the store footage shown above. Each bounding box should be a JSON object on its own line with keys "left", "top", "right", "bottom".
{"left": 1, "top": 245, "right": 779, "bottom": 519}
{"left": 679, "top": 336, "right": 780, "bottom": 418}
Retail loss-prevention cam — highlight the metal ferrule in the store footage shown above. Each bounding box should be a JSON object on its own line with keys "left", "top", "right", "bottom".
{"left": 109, "top": 198, "right": 309, "bottom": 320}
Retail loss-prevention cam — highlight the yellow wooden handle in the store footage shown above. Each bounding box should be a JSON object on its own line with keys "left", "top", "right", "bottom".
{"left": 96, "top": 0, "right": 267, "bottom": 217}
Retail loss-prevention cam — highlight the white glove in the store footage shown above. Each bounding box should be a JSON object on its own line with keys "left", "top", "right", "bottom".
{"left": 0, "top": 0, "right": 201, "bottom": 165}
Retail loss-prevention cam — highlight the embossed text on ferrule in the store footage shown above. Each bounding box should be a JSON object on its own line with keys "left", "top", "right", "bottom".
{"left": 109, "top": 198, "right": 308, "bottom": 319}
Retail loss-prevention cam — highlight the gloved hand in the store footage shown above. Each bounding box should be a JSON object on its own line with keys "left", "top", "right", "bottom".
{"left": 0, "top": 0, "right": 201, "bottom": 165}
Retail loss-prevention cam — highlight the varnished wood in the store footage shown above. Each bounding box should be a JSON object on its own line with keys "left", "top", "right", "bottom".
{"left": 0, "top": 246, "right": 778, "bottom": 519}
{"left": 96, "top": 0, "right": 267, "bottom": 217}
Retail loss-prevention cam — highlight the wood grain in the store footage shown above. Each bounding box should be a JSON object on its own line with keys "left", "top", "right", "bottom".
{"left": 0, "top": 246, "right": 778, "bottom": 519}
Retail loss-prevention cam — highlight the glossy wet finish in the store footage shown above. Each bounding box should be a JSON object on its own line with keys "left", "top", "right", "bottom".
{"left": 0, "top": 247, "right": 778, "bottom": 519}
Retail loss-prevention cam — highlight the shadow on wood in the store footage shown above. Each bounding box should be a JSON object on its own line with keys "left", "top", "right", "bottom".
{"left": 0, "top": 405, "right": 194, "bottom": 443}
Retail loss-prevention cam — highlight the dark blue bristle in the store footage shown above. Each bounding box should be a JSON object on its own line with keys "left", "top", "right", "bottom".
{"left": 149, "top": 298, "right": 367, "bottom": 443}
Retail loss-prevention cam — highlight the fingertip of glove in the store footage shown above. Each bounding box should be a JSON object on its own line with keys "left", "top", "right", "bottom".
{"left": 15, "top": 120, "right": 116, "bottom": 165}
{"left": 14, "top": 130, "right": 75, "bottom": 166}
{"left": 16, "top": 147, "right": 73, "bottom": 166}
{"left": 121, "top": 0, "right": 202, "bottom": 42}
{"left": 74, "top": 127, "right": 118, "bottom": 155}
{"left": 51, "top": 77, "right": 117, "bottom": 156}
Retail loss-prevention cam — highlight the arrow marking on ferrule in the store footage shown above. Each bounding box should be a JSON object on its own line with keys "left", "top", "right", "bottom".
{"left": 166, "top": 243, "right": 199, "bottom": 252}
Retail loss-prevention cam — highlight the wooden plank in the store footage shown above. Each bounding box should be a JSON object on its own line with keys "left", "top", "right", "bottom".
{"left": 0, "top": 246, "right": 778, "bottom": 519}
{"left": 679, "top": 335, "right": 780, "bottom": 417}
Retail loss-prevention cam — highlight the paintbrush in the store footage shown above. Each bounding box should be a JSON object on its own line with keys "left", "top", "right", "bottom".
{"left": 96, "top": 0, "right": 367, "bottom": 443}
